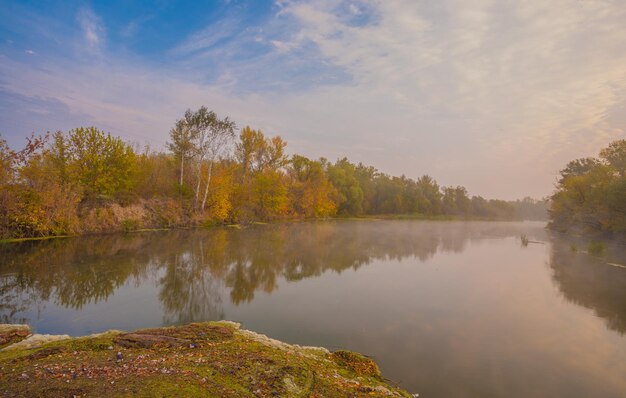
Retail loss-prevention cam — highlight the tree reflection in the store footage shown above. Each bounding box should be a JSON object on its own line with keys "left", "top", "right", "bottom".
{"left": 549, "top": 239, "right": 626, "bottom": 334}
{"left": 0, "top": 221, "right": 539, "bottom": 325}
{"left": 0, "top": 235, "right": 156, "bottom": 323}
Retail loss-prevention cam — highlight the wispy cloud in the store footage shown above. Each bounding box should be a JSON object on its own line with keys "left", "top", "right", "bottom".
{"left": 76, "top": 7, "right": 105, "bottom": 51}
{"left": 268, "top": 0, "right": 626, "bottom": 194}
{"left": 1, "top": 0, "right": 625, "bottom": 199}
{"left": 171, "top": 17, "right": 241, "bottom": 57}
{"left": 120, "top": 14, "right": 154, "bottom": 38}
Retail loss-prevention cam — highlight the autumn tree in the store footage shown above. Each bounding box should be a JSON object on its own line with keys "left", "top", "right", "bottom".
{"left": 287, "top": 155, "right": 337, "bottom": 217}
{"left": 550, "top": 139, "right": 626, "bottom": 234}
{"left": 168, "top": 107, "right": 236, "bottom": 211}
{"left": 0, "top": 133, "right": 81, "bottom": 238}
{"left": 191, "top": 108, "right": 236, "bottom": 211}
{"left": 0, "top": 135, "right": 13, "bottom": 186}
{"left": 203, "top": 161, "right": 236, "bottom": 221}
{"left": 167, "top": 112, "right": 197, "bottom": 190}
{"left": 235, "top": 126, "right": 287, "bottom": 177}
{"left": 233, "top": 127, "right": 289, "bottom": 221}
{"left": 134, "top": 147, "right": 179, "bottom": 198}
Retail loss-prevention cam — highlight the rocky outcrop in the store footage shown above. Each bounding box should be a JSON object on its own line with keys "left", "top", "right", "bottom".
{"left": 0, "top": 321, "right": 411, "bottom": 397}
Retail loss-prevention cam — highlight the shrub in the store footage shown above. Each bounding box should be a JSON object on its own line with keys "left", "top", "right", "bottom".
{"left": 587, "top": 241, "right": 606, "bottom": 256}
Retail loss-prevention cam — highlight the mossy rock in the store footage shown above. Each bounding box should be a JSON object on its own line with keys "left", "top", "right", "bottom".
{"left": 0, "top": 325, "right": 31, "bottom": 349}
{"left": 332, "top": 350, "right": 382, "bottom": 378}
{"left": 133, "top": 322, "right": 234, "bottom": 341}
{"left": 0, "top": 322, "right": 411, "bottom": 397}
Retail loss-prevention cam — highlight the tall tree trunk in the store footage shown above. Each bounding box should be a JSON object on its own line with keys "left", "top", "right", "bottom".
{"left": 194, "top": 162, "right": 202, "bottom": 209}
{"left": 201, "top": 161, "right": 213, "bottom": 211}
{"left": 179, "top": 155, "right": 184, "bottom": 187}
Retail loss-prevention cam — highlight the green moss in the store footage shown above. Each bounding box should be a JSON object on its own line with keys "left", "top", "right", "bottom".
{"left": 0, "top": 322, "right": 411, "bottom": 397}
{"left": 332, "top": 350, "right": 382, "bottom": 379}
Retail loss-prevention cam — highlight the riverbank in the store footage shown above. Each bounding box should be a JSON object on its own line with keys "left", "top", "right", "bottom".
{"left": 0, "top": 322, "right": 411, "bottom": 397}
{"left": 1, "top": 207, "right": 539, "bottom": 244}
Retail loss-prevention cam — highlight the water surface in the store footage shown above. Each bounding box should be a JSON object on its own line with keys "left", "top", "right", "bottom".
{"left": 1, "top": 220, "right": 626, "bottom": 397}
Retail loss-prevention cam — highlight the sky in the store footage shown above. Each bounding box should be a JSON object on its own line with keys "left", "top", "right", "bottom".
{"left": 1, "top": 0, "right": 625, "bottom": 199}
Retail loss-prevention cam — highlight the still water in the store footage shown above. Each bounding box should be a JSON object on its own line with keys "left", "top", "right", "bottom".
{"left": 1, "top": 220, "right": 626, "bottom": 397}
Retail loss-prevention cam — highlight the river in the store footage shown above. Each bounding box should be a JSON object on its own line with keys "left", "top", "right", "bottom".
{"left": 1, "top": 220, "right": 625, "bottom": 397}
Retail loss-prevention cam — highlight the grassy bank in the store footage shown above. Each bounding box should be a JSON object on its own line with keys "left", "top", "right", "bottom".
{"left": 1, "top": 212, "right": 534, "bottom": 244}
{"left": 0, "top": 235, "right": 72, "bottom": 244}
{"left": 0, "top": 322, "right": 411, "bottom": 397}
{"left": 355, "top": 214, "right": 495, "bottom": 221}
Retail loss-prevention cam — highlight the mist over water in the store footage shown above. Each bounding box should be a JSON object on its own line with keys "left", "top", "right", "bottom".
{"left": 1, "top": 220, "right": 626, "bottom": 397}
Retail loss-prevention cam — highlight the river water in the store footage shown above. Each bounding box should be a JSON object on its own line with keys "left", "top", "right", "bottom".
{"left": 1, "top": 220, "right": 625, "bottom": 397}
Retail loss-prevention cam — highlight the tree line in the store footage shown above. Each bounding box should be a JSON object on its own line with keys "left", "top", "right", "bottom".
{"left": 549, "top": 139, "right": 626, "bottom": 236}
{"left": 0, "top": 107, "right": 546, "bottom": 239}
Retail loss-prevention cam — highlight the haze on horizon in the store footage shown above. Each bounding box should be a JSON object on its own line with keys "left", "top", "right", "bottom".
{"left": 1, "top": 0, "right": 625, "bottom": 200}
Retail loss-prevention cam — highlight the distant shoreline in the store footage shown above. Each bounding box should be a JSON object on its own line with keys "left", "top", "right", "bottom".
{"left": 0, "top": 216, "right": 549, "bottom": 244}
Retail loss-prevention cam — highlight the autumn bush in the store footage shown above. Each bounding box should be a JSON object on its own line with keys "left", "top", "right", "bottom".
{"left": 145, "top": 198, "right": 186, "bottom": 228}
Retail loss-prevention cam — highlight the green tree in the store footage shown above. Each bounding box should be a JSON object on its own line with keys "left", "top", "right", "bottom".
{"left": 372, "top": 174, "right": 407, "bottom": 214}
{"left": 558, "top": 157, "right": 601, "bottom": 183}
{"left": 599, "top": 139, "right": 626, "bottom": 177}
{"left": 326, "top": 158, "right": 364, "bottom": 216}
{"left": 549, "top": 140, "right": 626, "bottom": 234}
{"left": 605, "top": 177, "right": 626, "bottom": 231}
{"left": 442, "top": 186, "right": 471, "bottom": 216}
{"left": 62, "top": 127, "right": 137, "bottom": 199}
{"left": 415, "top": 175, "right": 443, "bottom": 215}
{"left": 354, "top": 163, "right": 378, "bottom": 213}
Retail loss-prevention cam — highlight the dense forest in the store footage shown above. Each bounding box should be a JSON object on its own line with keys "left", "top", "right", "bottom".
{"left": 550, "top": 139, "right": 626, "bottom": 236}
{"left": 0, "top": 107, "right": 546, "bottom": 239}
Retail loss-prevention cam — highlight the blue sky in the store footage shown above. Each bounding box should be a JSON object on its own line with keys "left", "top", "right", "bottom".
{"left": 1, "top": 0, "right": 625, "bottom": 199}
